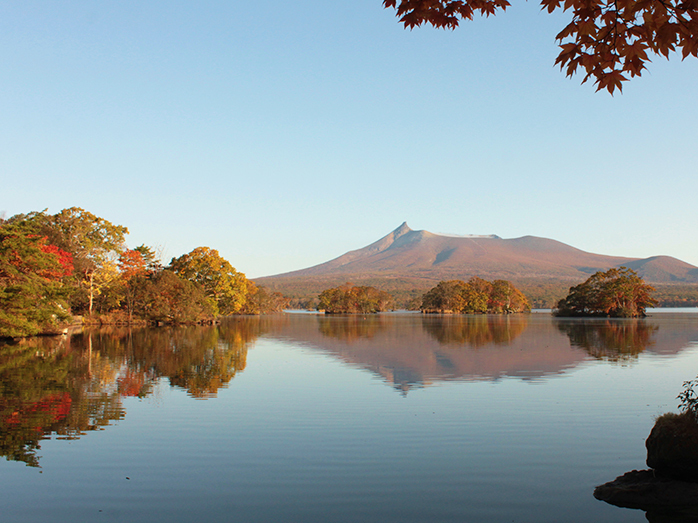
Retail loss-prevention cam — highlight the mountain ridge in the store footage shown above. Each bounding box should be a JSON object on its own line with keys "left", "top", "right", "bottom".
{"left": 255, "top": 223, "right": 698, "bottom": 306}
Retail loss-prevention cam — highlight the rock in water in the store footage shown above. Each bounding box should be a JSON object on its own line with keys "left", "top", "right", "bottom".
{"left": 594, "top": 470, "right": 698, "bottom": 509}
{"left": 646, "top": 413, "right": 698, "bottom": 482}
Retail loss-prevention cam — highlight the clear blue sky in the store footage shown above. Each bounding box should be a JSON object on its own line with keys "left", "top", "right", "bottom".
{"left": 2, "top": 1, "right": 697, "bottom": 278}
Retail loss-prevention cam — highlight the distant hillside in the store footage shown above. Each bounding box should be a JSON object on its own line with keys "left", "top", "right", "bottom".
{"left": 255, "top": 223, "right": 698, "bottom": 308}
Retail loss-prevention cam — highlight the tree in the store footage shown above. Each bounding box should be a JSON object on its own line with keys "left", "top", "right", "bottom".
{"left": 383, "top": 0, "right": 698, "bottom": 93}
{"left": 554, "top": 266, "right": 656, "bottom": 317}
{"left": 117, "top": 248, "right": 151, "bottom": 322}
{"left": 0, "top": 219, "right": 73, "bottom": 337}
{"left": 318, "top": 284, "right": 395, "bottom": 313}
{"left": 132, "top": 245, "right": 162, "bottom": 273}
{"left": 241, "top": 282, "right": 289, "bottom": 314}
{"left": 489, "top": 279, "right": 530, "bottom": 313}
{"left": 40, "top": 208, "right": 128, "bottom": 315}
{"left": 141, "top": 270, "right": 216, "bottom": 324}
{"left": 420, "top": 277, "right": 530, "bottom": 313}
{"left": 464, "top": 276, "right": 492, "bottom": 313}
{"left": 421, "top": 280, "right": 470, "bottom": 312}
{"left": 168, "top": 247, "right": 250, "bottom": 316}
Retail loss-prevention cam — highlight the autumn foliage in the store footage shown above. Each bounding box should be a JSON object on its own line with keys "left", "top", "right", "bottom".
{"left": 118, "top": 249, "right": 149, "bottom": 280}
{"left": 420, "top": 277, "right": 530, "bottom": 313}
{"left": 319, "top": 284, "right": 395, "bottom": 313}
{"left": 1, "top": 209, "right": 288, "bottom": 337}
{"left": 1, "top": 222, "right": 73, "bottom": 337}
{"left": 554, "top": 266, "right": 656, "bottom": 317}
{"left": 384, "top": 0, "right": 698, "bottom": 93}
{"left": 38, "top": 243, "right": 74, "bottom": 279}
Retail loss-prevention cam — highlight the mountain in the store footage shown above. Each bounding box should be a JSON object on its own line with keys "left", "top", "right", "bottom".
{"left": 255, "top": 223, "right": 698, "bottom": 306}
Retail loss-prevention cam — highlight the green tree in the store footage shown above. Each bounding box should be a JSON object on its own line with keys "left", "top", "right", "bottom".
{"left": 117, "top": 249, "right": 150, "bottom": 322}
{"left": 0, "top": 219, "right": 72, "bottom": 337}
{"left": 384, "top": 0, "right": 698, "bottom": 93}
{"left": 463, "top": 276, "right": 492, "bottom": 313}
{"left": 554, "top": 266, "right": 656, "bottom": 317}
{"left": 40, "top": 208, "right": 128, "bottom": 315}
{"left": 132, "top": 245, "right": 162, "bottom": 272}
{"left": 168, "top": 247, "right": 250, "bottom": 316}
{"left": 113, "top": 245, "right": 164, "bottom": 322}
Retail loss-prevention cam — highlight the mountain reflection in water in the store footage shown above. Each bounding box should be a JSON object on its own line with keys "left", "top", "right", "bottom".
{"left": 271, "top": 313, "right": 694, "bottom": 393}
{"left": 1, "top": 313, "right": 696, "bottom": 467}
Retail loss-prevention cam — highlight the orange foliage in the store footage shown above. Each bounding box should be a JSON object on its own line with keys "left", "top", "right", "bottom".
{"left": 117, "top": 370, "right": 147, "bottom": 397}
{"left": 118, "top": 249, "right": 148, "bottom": 280}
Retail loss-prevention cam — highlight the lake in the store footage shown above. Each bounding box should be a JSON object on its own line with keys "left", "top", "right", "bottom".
{"left": 1, "top": 311, "right": 698, "bottom": 522}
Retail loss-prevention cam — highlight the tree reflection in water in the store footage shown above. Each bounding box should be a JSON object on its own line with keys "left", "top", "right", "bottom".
{"left": 0, "top": 317, "right": 266, "bottom": 466}
{"left": 0, "top": 334, "right": 124, "bottom": 467}
{"left": 421, "top": 314, "right": 528, "bottom": 347}
{"left": 316, "top": 314, "right": 530, "bottom": 347}
{"left": 317, "top": 314, "right": 390, "bottom": 341}
{"left": 555, "top": 319, "right": 658, "bottom": 361}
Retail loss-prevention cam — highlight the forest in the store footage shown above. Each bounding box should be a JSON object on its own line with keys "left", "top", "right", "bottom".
{"left": 0, "top": 208, "right": 286, "bottom": 338}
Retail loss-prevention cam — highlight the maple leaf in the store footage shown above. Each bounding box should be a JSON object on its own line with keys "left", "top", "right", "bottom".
{"left": 596, "top": 69, "right": 627, "bottom": 93}
{"left": 384, "top": 0, "right": 698, "bottom": 93}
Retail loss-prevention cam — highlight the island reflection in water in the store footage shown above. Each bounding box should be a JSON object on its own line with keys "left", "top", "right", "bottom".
{"left": 276, "top": 313, "right": 688, "bottom": 393}
{"left": 1, "top": 312, "right": 696, "bottom": 469}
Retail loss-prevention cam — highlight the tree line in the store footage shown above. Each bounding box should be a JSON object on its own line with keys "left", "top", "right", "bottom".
{"left": 0, "top": 208, "right": 286, "bottom": 338}
{"left": 316, "top": 278, "right": 531, "bottom": 314}
{"left": 317, "top": 269, "right": 657, "bottom": 318}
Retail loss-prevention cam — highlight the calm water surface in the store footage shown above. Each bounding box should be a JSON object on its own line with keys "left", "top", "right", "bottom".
{"left": 1, "top": 312, "right": 698, "bottom": 522}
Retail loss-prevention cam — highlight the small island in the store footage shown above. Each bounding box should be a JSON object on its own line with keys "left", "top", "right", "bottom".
{"left": 554, "top": 267, "right": 656, "bottom": 318}
{"left": 318, "top": 284, "right": 394, "bottom": 313}
{"left": 420, "top": 278, "right": 530, "bottom": 314}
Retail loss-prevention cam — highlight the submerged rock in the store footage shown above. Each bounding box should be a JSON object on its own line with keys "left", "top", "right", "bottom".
{"left": 594, "top": 469, "right": 698, "bottom": 509}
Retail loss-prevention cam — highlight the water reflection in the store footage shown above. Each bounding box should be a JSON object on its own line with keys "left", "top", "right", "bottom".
{"left": 271, "top": 313, "right": 697, "bottom": 393}
{"left": 317, "top": 314, "right": 388, "bottom": 341}
{"left": 0, "top": 317, "right": 266, "bottom": 466}
{"left": 555, "top": 319, "right": 659, "bottom": 361}
{"left": 0, "top": 335, "right": 124, "bottom": 467}
{"left": 80, "top": 320, "right": 259, "bottom": 398}
{"left": 421, "top": 314, "right": 528, "bottom": 346}
{"left": 2, "top": 313, "right": 696, "bottom": 467}
{"left": 285, "top": 314, "right": 577, "bottom": 391}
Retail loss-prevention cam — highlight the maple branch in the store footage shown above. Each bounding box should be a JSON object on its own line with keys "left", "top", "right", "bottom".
{"left": 384, "top": 0, "right": 698, "bottom": 93}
